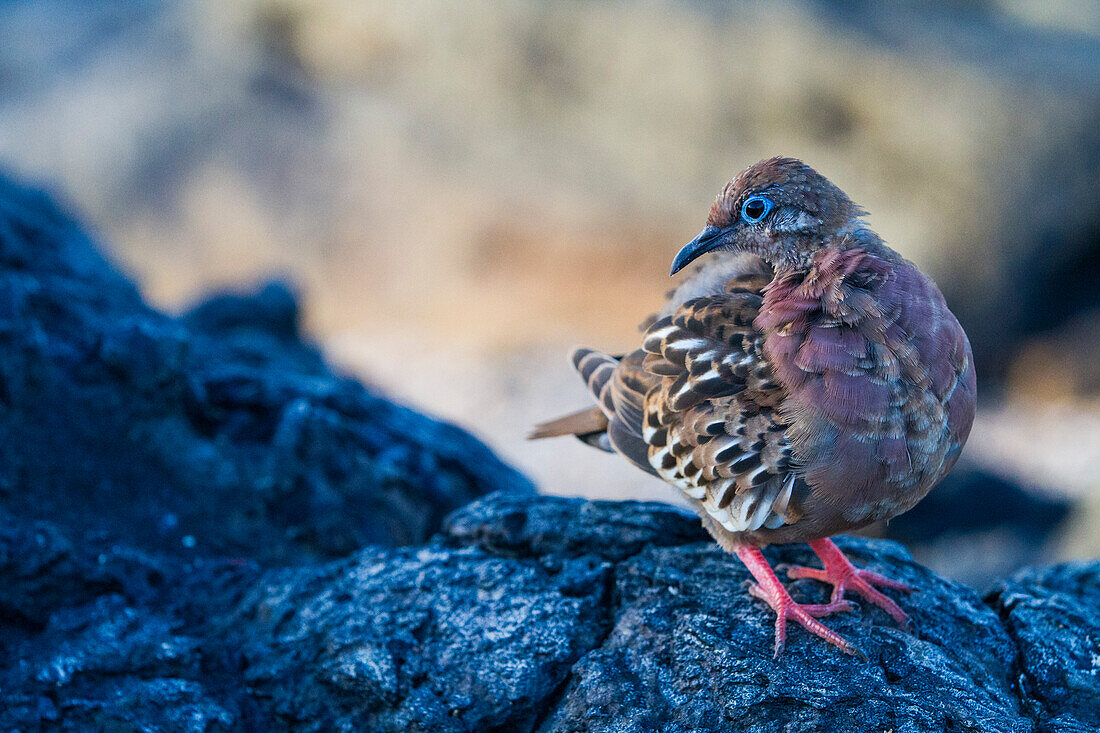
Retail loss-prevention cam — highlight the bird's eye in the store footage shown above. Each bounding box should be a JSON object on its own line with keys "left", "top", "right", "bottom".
{"left": 740, "top": 195, "right": 773, "bottom": 224}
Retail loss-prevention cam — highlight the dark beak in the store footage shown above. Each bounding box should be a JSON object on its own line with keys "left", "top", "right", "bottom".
{"left": 669, "top": 225, "right": 734, "bottom": 275}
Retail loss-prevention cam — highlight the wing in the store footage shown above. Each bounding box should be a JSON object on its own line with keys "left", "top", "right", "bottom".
{"left": 531, "top": 253, "right": 802, "bottom": 534}
{"left": 640, "top": 283, "right": 802, "bottom": 535}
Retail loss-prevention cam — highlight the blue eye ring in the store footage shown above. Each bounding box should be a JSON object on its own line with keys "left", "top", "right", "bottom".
{"left": 740, "top": 195, "right": 773, "bottom": 224}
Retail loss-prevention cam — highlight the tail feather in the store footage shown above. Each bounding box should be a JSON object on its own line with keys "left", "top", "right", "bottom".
{"left": 527, "top": 406, "right": 608, "bottom": 440}
{"left": 530, "top": 348, "right": 637, "bottom": 459}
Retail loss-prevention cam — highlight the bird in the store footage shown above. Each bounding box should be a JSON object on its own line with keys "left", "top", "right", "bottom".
{"left": 530, "top": 157, "right": 976, "bottom": 656}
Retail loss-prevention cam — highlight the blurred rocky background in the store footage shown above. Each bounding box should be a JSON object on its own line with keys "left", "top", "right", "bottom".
{"left": 0, "top": 0, "right": 1097, "bottom": 577}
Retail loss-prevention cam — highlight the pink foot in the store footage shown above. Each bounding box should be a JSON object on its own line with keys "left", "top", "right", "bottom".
{"left": 782, "top": 538, "right": 912, "bottom": 627}
{"left": 735, "top": 546, "right": 858, "bottom": 657}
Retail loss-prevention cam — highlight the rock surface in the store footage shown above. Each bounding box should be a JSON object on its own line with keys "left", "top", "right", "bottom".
{"left": 5, "top": 491, "right": 1100, "bottom": 732}
{"left": 1, "top": 173, "right": 1097, "bottom": 732}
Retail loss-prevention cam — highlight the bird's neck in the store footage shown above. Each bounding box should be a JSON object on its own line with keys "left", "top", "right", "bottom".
{"left": 764, "top": 220, "right": 892, "bottom": 277}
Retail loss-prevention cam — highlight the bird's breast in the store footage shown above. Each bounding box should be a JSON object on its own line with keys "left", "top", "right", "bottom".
{"left": 759, "top": 248, "right": 976, "bottom": 525}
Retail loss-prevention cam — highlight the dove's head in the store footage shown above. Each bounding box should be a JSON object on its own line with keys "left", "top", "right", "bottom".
{"left": 670, "top": 157, "right": 866, "bottom": 275}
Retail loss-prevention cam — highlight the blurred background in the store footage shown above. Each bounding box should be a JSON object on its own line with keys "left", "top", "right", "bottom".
{"left": 0, "top": 1, "right": 1097, "bottom": 575}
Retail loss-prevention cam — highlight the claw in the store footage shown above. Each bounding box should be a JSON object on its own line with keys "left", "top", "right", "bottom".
{"left": 784, "top": 538, "right": 912, "bottom": 627}
{"left": 736, "top": 546, "right": 858, "bottom": 656}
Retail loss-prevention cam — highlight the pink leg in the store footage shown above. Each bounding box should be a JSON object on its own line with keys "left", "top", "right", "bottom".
{"left": 783, "top": 538, "right": 912, "bottom": 627}
{"left": 735, "top": 546, "right": 857, "bottom": 657}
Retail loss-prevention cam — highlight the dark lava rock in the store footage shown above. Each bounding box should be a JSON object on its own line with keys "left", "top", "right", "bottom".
{"left": 224, "top": 493, "right": 1058, "bottom": 732}
{"left": 225, "top": 497, "right": 710, "bottom": 732}
{"left": 1, "top": 172, "right": 1098, "bottom": 732}
{"left": 1, "top": 594, "right": 235, "bottom": 732}
{"left": 884, "top": 465, "right": 1074, "bottom": 589}
{"left": 10, "top": 489, "right": 1100, "bottom": 732}
{"left": 988, "top": 561, "right": 1100, "bottom": 732}
{"left": 0, "top": 171, "right": 532, "bottom": 565}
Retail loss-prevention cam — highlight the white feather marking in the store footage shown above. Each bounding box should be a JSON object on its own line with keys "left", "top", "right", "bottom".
{"left": 591, "top": 362, "right": 613, "bottom": 376}
{"left": 649, "top": 447, "right": 670, "bottom": 470}
{"left": 707, "top": 478, "right": 735, "bottom": 510}
{"left": 741, "top": 463, "right": 769, "bottom": 484}
{"left": 589, "top": 364, "right": 613, "bottom": 390}
{"left": 707, "top": 506, "right": 730, "bottom": 525}
{"left": 667, "top": 338, "right": 707, "bottom": 352}
{"left": 648, "top": 324, "right": 676, "bottom": 339}
{"left": 683, "top": 484, "right": 706, "bottom": 500}
{"left": 694, "top": 368, "right": 722, "bottom": 383}
{"left": 748, "top": 487, "right": 778, "bottom": 531}
{"left": 643, "top": 325, "right": 676, "bottom": 346}
{"left": 674, "top": 384, "right": 696, "bottom": 404}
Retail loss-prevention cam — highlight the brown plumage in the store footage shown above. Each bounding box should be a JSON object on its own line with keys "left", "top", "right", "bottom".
{"left": 531, "top": 157, "right": 976, "bottom": 656}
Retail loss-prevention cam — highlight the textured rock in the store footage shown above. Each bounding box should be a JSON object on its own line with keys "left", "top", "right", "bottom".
{"left": 0, "top": 171, "right": 532, "bottom": 565}
{"left": 0, "top": 595, "right": 236, "bottom": 732}
{"left": 8, "top": 489, "right": 1100, "bottom": 732}
{"left": 209, "top": 494, "right": 1051, "bottom": 732}
{"left": 540, "top": 540, "right": 1022, "bottom": 733}
{"left": 224, "top": 496, "right": 708, "bottom": 732}
{"left": 987, "top": 562, "right": 1100, "bottom": 732}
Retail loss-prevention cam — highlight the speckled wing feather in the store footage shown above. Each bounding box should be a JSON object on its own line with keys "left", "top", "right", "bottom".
{"left": 529, "top": 346, "right": 656, "bottom": 465}
{"left": 532, "top": 256, "right": 802, "bottom": 535}
{"left": 639, "top": 271, "right": 802, "bottom": 535}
